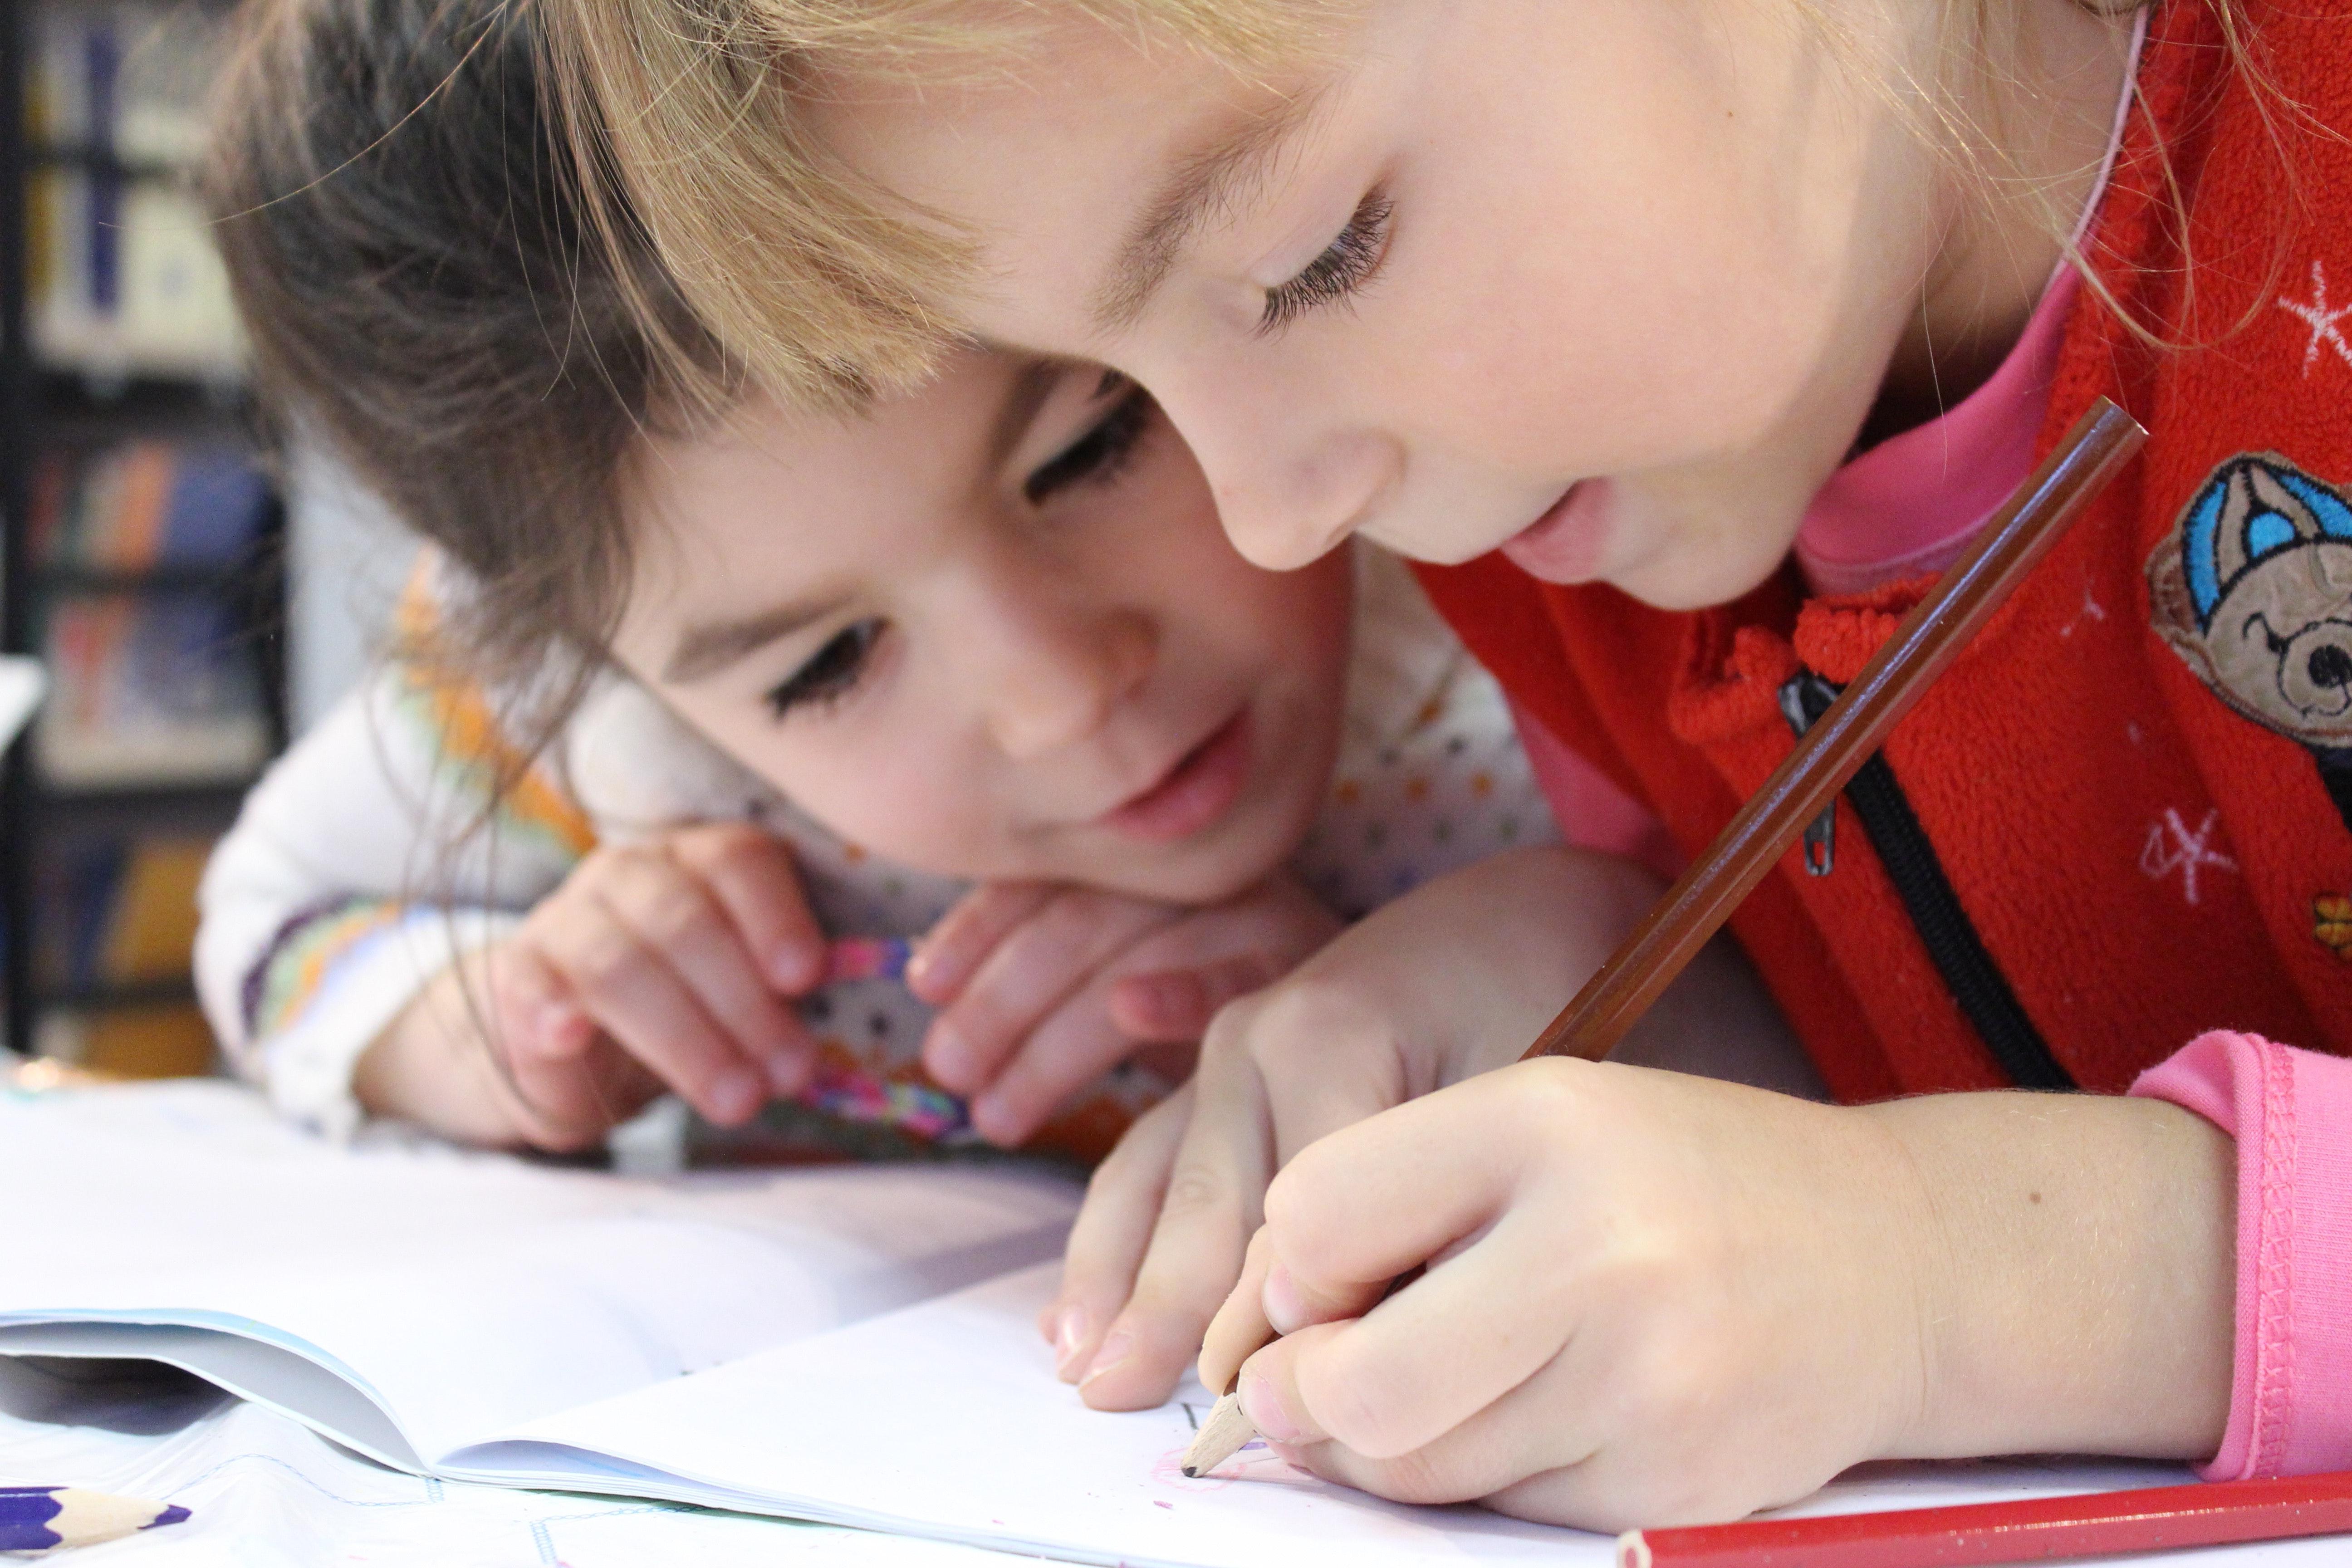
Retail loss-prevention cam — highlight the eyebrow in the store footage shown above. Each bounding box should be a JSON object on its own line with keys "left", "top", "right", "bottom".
{"left": 664, "top": 596, "right": 845, "bottom": 684}
{"left": 1092, "top": 80, "right": 1334, "bottom": 334}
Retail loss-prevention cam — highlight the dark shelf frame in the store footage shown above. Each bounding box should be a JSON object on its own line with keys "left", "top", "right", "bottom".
{"left": 0, "top": 0, "right": 288, "bottom": 1057}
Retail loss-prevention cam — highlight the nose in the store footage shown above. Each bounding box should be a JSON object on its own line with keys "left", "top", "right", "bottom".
{"left": 977, "top": 587, "right": 1158, "bottom": 761}
{"left": 1155, "top": 368, "right": 1403, "bottom": 571}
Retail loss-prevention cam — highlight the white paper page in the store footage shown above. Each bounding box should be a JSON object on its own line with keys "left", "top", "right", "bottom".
{"left": 475, "top": 1264, "right": 2338, "bottom": 1568}
{"left": 0, "top": 1357, "right": 1039, "bottom": 1568}
{"left": 470, "top": 1264, "right": 1583, "bottom": 1567}
{"left": 0, "top": 1083, "right": 1078, "bottom": 1465}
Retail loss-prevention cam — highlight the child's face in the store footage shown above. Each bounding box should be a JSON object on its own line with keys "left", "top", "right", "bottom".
{"left": 606, "top": 353, "right": 1352, "bottom": 904}
{"left": 809, "top": 0, "right": 1966, "bottom": 610}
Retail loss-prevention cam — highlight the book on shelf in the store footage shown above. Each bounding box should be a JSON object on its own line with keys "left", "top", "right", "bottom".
{"left": 25, "top": 3, "right": 244, "bottom": 382}
{"left": 35, "top": 830, "right": 210, "bottom": 992}
{"left": 37, "top": 593, "right": 270, "bottom": 787}
{"left": 32, "top": 440, "right": 272, "bottom": 573}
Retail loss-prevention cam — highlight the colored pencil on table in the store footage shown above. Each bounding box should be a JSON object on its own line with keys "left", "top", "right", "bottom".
{"left": 0, "top": 1487, "right": 191, "bottom": 1552}
{"left": 1183, "top": 398, "right": 2149, "bottom": 1480}
{"left": 1616, "top": 1468, "right": 2352, "bottom": 1567}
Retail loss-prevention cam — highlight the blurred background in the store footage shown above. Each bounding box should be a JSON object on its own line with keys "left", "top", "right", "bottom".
{"left": 0, "top": 0, "right": 415, "bottom": 1079}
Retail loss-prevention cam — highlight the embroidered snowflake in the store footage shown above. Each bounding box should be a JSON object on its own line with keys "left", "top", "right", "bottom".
{"left": 2278, "top": 260, "right": 2352, "bottom": 377}
{"left": 2139, "top": 807, "right": 2238, "bottom": 907}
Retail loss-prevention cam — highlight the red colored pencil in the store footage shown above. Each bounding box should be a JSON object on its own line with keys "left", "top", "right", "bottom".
{"left": 1617, "top": 1470, "right": 2352, "bottom": 1567}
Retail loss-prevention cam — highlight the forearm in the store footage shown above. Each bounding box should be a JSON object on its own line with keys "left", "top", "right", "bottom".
{"left": 1865, "top": 1088, "right": 2235, "bottom": 1462}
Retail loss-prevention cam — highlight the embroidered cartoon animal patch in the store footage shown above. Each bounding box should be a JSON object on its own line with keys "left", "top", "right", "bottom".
{"left": 2147, "top": 452, "right": 2352, "bottom": 837}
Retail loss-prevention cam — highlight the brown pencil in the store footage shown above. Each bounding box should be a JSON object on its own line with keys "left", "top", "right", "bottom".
{"left": 1182, "top": 396, "right": 2148, "bottom": 1480}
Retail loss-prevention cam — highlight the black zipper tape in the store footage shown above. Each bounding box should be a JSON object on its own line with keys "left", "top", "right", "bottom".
{"left": 1781, "top": 671, "right": 2074, "bottom": 1091}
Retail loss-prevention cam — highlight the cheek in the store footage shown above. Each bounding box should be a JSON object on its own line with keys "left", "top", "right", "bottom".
{"left": 769, "top": 735, "right": 1010, "bottom": 875}
{"left": 664, "top": 692, "right": 1011, "bottom": 875}
{"left": 1396, "top": 6, "right": 1869, "bottom": 474}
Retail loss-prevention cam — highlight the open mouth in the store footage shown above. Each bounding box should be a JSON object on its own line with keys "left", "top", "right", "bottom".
{"left": 1098, "top": 709, "right": 1254, "bottom": 843}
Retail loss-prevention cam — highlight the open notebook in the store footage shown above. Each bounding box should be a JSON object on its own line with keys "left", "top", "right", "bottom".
{"left": 5, "top": 1080, "right": 2207, "bottom": 1567}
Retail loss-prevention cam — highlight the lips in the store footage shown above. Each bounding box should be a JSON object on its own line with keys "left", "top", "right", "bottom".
{"left": 1500, "top": 478, "right": 1614, "bottom": 583}
{"left": 1098, "top": 709, "right": 1254, "bottom": 843}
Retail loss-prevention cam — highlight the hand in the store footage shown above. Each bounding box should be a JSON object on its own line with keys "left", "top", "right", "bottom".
{"left": 908, "top": 872, "right": 1343, "bottom": 1147}
{"left": 1201, "top": 1059, "right": 2235, "bottom": 1530}
{"left": 1043, "top": 845, "right": 1805, "bottom": 1411}
{"left": 357, "top": 821, "right": 826, "bottom": 1149}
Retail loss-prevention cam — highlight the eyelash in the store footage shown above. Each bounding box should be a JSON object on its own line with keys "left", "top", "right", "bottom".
{"left": 1259, "top": 191, "right": 1393, "bottom": 336}
{"left": 1023, "top": 383, "right": 1157, "bottom": 504}
{"left": 762, "top": 390, "right": 1158, "bottom": 721}
{"left": 764, "top": 618, "right": 882, "bottom": 720}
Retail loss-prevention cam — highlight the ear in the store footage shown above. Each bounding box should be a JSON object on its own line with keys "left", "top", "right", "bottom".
{"left": 2145, "top": 535, "right": 2219, "bottom": 683}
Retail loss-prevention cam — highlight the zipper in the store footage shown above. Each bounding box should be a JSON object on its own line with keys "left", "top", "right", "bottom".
{"left": 1779, "top": 671, "right": 2075, "bottom": 1091}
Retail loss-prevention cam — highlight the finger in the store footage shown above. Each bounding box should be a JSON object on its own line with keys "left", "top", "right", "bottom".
{"left": 531, "top": 897, "right": 771, "bottom": 1125}
{"left": 1075, "top": 1028, "right": 1274, "bottom": 1412}
{"left": 502, "top": 1036, "right": 667, "bottom": 1153}
{"left": 967, "top": 958, "right": 1178, "bottom": 1145}
{"left": 596, "top": 853, "right": 816, "bottom": 1095}
{"left": 1109, "top": 952, "right": 1287, "bottom": 1042}
{"left": 923, "top": 890, "right": 1174, "bottom": 1096}
{"left": 1260, "top": 1066, "right": 1546, "bottom": 1308}
{"left": 481, "top": 942, "right": 588, "bottom": 1063}
{"left": 904, "top": 882, "right": 1055, "bottom": 1004}
{"left": 669, "top": 823, "right": 827, "bottom": 992}
{"left": 1228, "top": 975, "right": 1422, "bottom": 1169}
{"left": 1042, "top": 1083, "right": 1193, "bottom": 1382}
{"left": 475, "top": 947, "right": 660, "bottom": 1149}
{"left": 1270, "top": 1345, "right": 1596, "bottom": 1514}
{"left": 1197, "top": 1224, "right": 1279, "bottom": 1394}
{"left": 1244, "top": 1212, "right": 1569, "bottom": 1463}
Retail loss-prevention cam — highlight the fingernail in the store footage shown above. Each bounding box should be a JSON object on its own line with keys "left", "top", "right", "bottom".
{"left": 773, "top": 942, "right": 818, "bottom": 991}
{"left": 709, "top": 1068, "right": 763, "bottom": 1124}
{"left": 1051, "top": 1306, "right": 1093, "bottom": 1380}
{"left": 1239, "top": 1365, "right": 1303, "bottom": 1444}
{"left": 1263, "top": 1264, "right": 1309, "bottom": 1335}
{"left": 532, "top": 1001, "right": 578, "bottom": 1050}
{"left": 1078, "top": 1329, "right": 1136, "bottom": 1388}
{"left": 970, "top": 1093, "right": 1014, "bottom": 1145}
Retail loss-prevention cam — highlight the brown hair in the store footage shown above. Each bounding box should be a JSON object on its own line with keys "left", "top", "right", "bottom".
{"left": 204, "top": 0, "right": 731, "bottom": 720}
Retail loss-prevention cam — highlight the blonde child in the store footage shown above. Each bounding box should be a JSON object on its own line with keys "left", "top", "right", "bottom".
{"left": 195, "top": 0, "right": 1801, "bottom": 1189}
{"left": 539, "top": 0, "right": 2352, "bottom": 1530}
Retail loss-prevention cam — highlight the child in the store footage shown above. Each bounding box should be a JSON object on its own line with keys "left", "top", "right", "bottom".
{"left": 192, "top": 0, "right": 1646, "bottom": 1175}
{"left": 536, "top": 0, "right": 2352, "bottom": 1529}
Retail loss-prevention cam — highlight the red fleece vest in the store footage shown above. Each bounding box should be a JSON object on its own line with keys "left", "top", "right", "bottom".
{"left": 1415, "top": 0, "right": 2352, "bottom": 1102}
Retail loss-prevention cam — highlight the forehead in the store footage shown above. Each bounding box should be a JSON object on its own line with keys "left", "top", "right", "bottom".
{"left": 809, "top": 23, "right": 1322, "bottom": 344}
{"left": 626, "top": 354, "right": 1017, "bottom": 593}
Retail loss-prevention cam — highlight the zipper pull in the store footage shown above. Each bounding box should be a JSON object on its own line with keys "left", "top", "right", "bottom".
{"left": 1776, "top": 671, "right": 1842, "bottom": 877}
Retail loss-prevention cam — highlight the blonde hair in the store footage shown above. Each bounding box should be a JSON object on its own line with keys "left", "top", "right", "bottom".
{"left": 544, "top": 0, "right": 2281, "bottom": 409}
{"left": 544, "top": 0, "right": 1335, "bottom": 408}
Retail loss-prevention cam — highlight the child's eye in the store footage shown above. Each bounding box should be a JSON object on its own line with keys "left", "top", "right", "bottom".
{"left": 1259, "top": 191, "right": 1393, "bottom": 336}
{"left": 765, "top": 619, "right": 883, "bottom": 718}
{"left": 1024, "top": 384, "right": 1157, "bottom": 504}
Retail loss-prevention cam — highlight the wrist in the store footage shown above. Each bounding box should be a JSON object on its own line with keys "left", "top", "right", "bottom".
{"left": 1863, "top": 1091, "right": 2234, "bottom": 1464}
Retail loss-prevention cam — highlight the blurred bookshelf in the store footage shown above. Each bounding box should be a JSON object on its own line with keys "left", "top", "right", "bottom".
{"left": 1, "top": 0, "right": 285, "bottom": 1075}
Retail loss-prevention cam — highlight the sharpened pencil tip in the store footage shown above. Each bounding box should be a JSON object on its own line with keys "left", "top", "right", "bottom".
{"left": 1180, "top": 1389, "right": 1258, "bottom": 1480}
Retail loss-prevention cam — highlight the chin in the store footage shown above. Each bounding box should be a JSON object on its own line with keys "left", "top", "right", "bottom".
{"left": 1608, "top": 534, "right": 1798, "bottom": 612}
